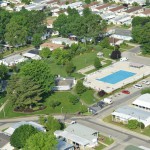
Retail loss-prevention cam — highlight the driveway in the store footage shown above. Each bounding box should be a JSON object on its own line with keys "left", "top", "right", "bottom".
{"left": 122, "top": 46, "right": 150, "bottom": 66}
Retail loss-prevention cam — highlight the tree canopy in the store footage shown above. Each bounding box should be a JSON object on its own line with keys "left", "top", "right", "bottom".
{"left": 53, "top": 8, "right": 107, "bottom": 41}
{"left": 0, "top": 64, "right": 8, "bottom": 79}
{"left": 132, "top": 17, "right": 150, "bottom": 54}
{"left": 94, "top": 57, "right": 102, "bottom": 69}
{"left": 7, "top": 75, "right": 43, "bottom": 109}
{"left": 10, "top": 124, "right": 39, "bottom": 149}
{"left": 24, "top": 132, "right": 58, "bottom": 150}
{"left": 39, "top": 48, "right": 52, "bottom": 58}
{"left": 20, "top": 60, "right": 54, "bottom": 93}
{"left": 76, "top": 80, "right": 87, "bottom": 94}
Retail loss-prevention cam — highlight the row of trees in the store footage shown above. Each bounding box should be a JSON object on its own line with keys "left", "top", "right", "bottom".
{"left": 0, "top": 8, "right": 46, "bottom": 47}
{"left": 53, "top": 8, "right": 107, "bottom": 43}
{"left": 132, "top": 17, "right": 150, "bottom": 54}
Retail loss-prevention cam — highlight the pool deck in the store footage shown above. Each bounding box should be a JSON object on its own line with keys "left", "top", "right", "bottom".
{"left": 83, "top": 61, "right": 150, "bottom": 93}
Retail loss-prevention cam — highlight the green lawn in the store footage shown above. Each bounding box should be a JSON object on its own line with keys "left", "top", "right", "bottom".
{"left": 0, "top": 92, "right": 84, "bottom": 119}
{"left": 99, "top": 134, "right": 114, "bottom": 145}
{"left": 103, "top": 115, "right": 150, "bottom": 137}
{"left": 95, "top": 144, "right": 106, "bottom": 150}
{"left": 80, "top": 89, "right": 97, "bottom": 105}
{"left": 100, "top": 48, "right": 113, "bottom": 58}
{"left": 72, "top": 50, "right": 98, "bottom": 70}
{"left": 120, "top": 44, "right": 134, "bottom": 50}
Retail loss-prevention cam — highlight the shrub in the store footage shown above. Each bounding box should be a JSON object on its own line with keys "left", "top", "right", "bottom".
{"left": 110, "top": 50, "right": 121, "bottom": 59}
{"left": 98, "top": 90, "right": 106, "bottom": 97}
{"left": 76, "top": 80, "right": 87, "bottom": 94}
{"left": 49, "top": 100, "right": 61, "bottom": 109}
{"left": 141, "top": 87, "right": 150, "bottom": 94}
{"left": 69, "top": 95, "right": 79, "bottom": 105}
{"left": 127, "top": 120, "right": 139, "bottom": 129}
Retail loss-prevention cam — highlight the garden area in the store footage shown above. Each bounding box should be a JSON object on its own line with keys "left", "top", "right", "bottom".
{"left": 0, "top": 92, "right": 87, "bottom": 119}
{"left": 103, "top": 115, "right": 150, "bottom": 137}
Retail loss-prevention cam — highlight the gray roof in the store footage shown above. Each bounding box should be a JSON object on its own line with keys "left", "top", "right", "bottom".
{"left": 114, "top": 28, "right": 131, "bottom": 37}
{"left": 65, "top": 123, "right": 98, "bottom": 141}
{"left": 57, "top": 140, "right": 74, "bottom": 150}
{"left": 0, "top": 133, "right": 10, "bottom": 148}
{"left": 112, "top": 106, "right": 150, "bottom": 120}
{"left": 55, "top": 77, "right": 75, "bottom": 86}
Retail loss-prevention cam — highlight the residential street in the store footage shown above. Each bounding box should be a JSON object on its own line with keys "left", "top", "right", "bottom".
{"left": 122, "top": 46, "right": 150, "bottom": 66}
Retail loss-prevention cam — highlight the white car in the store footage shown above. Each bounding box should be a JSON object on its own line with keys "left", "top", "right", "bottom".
{"left": 142, "top": 80, "right": 150, "bottom": 85}
{"left": 133, "top": 84, "right": 142, "bottom": 89}
{"left": 120, "top": 57, "right": 128, "bottom": 61}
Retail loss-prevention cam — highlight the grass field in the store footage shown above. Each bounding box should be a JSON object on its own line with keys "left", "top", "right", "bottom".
{"left": 95, "top": 144, "right": 106, "bottom": 150}
{"left": 80, "top": 89, "right": 97, "bottom": 105}
{"left": 0, "top": 92, "right": 84, "bottom": 119}
{"left": 103, "top": 115, "right": 150, "bottom": 137}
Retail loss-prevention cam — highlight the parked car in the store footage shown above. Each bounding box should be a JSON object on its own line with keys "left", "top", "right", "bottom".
{"left": 103, "top": 98, "right": 113, "bottom": 104}
{"left": 133, "top": 84, "right": 142, "bottom": 89}
{"left": 120, "top": 57, "right": 128, "bottom": 61}
{"left": 142, "top": 80, "right": 150, "bottom": 85}
{"left": 122, "top": 90, "right": 130, "bottom": 94}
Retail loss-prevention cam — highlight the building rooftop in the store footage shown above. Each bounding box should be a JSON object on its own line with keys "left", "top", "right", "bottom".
{"left": 109, "top": 5, "right": 125, "bottom": 12}
{"left": 112, "top": 105, "right": 150, "bottom": 121}
{"left": 114, "top": 28, "right": 131, "bottom": 37}
{"left": 40, "top": 42, "right": 63, "bottom": 50}
{"left": 55, "top": 77, "right": 75, "bottom": 86}
{"left": 96, "top": 3, "right": 111, "bottom": 10}
{"left": 57, "top": 139, "right": 74, "bottom": 150}
{"left": 0, "top": 133, "right": 10, "bottom": 148}
{"left": 132, "top": 94, "right": 150, "bottom": 109}
{"left": 125, "top": 6, "right": 142, "bottom": 13}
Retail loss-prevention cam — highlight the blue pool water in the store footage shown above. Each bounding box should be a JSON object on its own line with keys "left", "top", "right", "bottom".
{"left": 97, "top": 70, "right": 136, "bottom": 84}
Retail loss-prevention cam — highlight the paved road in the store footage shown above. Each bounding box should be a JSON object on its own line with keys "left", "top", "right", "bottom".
{"left": 122, "top": 46, "right": 150, "bottom": 66}
{"left": 76, "top": 118, "right": 150, "bottom": 150}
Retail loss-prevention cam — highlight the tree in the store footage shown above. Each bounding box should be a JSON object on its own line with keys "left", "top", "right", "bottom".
{"left": 85, "top": 0, "right": 91, "bottom": 4}
{"left": 103, "top": 0, "right": 109, "bottom": 3}
{"left": 21, "top": 0, "right": 31, "bottom": 4}
{"left": 142, "top": 43, "right": 150, "bottom": 54}
{"left": 39, "top": 48, "right": 52, "bottom": 58}
{"left": 7, "top": 75, "right": 43, "bottom": 109}
{"left": 76, "top": 80, "right": 87, "bottom": 94}
{"left": 98, "top": 90, "right": 106, "bottom": 97}
{"left": 49, "top": 100, "right": 61, "bottom": 109}
{"left": 132, "top": 2, "right": 139, "bottom": 6}
{"left": 99, "top": 38, "right": 110, "bottom": 49}
{"left": 110, "top": 50, "right": 121, "bottom": 59}
{"left": 10, "top": 125, "right": 39, "bottom": 149}
{"left": 83, "top": 8, "right": 92, "bottom": 16}
{"left": 5, "top": 21, "right": 27, "bottom": 46}
{"left": 20, "top": 60, "right": 54, "bottom": 93}
{"left": 24, "top": 132, "right": 58, "bottom": 150}
{"left": 32, "top": 33, "right": 42, "bottom": 48}
{"left": 0, "top": 53, "right": 3, "bottom": 59}
{"left": 69, "top": 95, "right": 79, "bottom": 105}
{"left": 127, "top": 120, "right": 139, "bottom": 129}
{"left": 0, "top": 64, "right": 8, "bottom": 79}
{"left": 94, "top": 57, "right": 102, "bottom": 69}
{"left": 65, "top": 62, "right": 75, "bottom": 74}
{"left": 38, "top": 115, "right": 61, "bottom": 131}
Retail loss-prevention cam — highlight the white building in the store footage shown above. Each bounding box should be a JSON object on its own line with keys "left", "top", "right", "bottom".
{"left": 4, "top": 121, "right": 46, "bottom": 136}
{"left": 53, "top": 77, "right": 76, "bottom": 91}
{"left": 60, "top": 1, "right": 82, "bottom": 9}
{"left": 132, "top": 94, "right": 150, "bottom": 111}
{"left": 112, "top": 105, "right": 150, "bottom": 127}
{"left": 54, "top": 123, "right": 99, "bottom": 149}
{"left": 51, "top": 37, "right": 78, "bottom": 46}
{"left": 110, "top": 28, "right": 132, "bottom": 41}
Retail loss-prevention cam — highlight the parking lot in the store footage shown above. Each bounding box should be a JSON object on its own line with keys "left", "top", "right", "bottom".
{"left": 88, "top": 76, "right": 150, "bottom": 115}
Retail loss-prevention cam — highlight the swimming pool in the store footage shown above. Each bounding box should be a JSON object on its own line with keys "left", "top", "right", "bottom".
{"left": 97, "top": 70, "right": 136, "bottom": 84}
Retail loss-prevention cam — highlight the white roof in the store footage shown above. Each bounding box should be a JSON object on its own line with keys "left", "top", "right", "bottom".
{"left": 4, "top": 121, "right": 45, "bottom": 136}
{"left": 112, "top": 105, "right": 150, "bottom": 127}
{"left": 55, "top": 130, "right": 89, "bottom": 146}
{"left": 23, "top": 53, "right": 41, "bottom": 60}
{"left": 132, "top": 94, "right": 150, "bottom": 109}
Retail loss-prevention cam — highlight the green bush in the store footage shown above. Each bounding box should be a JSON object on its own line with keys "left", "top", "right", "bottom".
{"left": 69, "top": 95, "right": 79, "bottom": 105}
{"left": 141, "top": 87, "right": 150, "bottom": 94}
{"left": 127, "top": 120, "right": 139, "bottom": 129}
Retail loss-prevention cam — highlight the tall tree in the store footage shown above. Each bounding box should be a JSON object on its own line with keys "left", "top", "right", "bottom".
{"left": 94, "top": 57, "right": 102, "bottom": 69}
{"left": 65, "top": 62, "right": 75, "bottom": 75}
{"left": 39, "top": 48, "right": 52, "bottom": 58}
{"left": 0, "top": 64, "right": 8, "bottom": 79}
{"left": 20, "top": 60, "right": 54, "bottom": 93}
{"left": 5, "top": 21, "right": 27, "bottom": 46}
{"left": 32, "top": 33, "right": 42, "bottom": 48}
{"left": 7, "top": 75, "right": 43, "bottom": 109}
{"left": 10, "top": 125, "right": 39, "bottom": 149}
{"left": 24, "top": 132, "right": 57, "bottom": 150}
{"left": 76, "top": 80, "right": 87, "bottom": 94}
